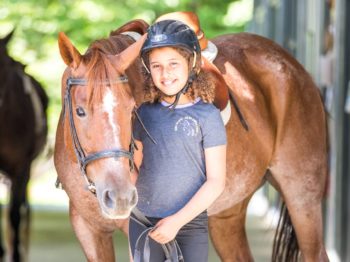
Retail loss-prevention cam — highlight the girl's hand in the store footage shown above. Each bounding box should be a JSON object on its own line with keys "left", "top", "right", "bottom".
{"left": 148, "top": 216, "right": 182, "bottom": 244}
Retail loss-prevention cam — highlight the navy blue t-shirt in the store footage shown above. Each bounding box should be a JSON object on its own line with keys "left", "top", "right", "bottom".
{"left": 133, "top": 99, "right": 227, "bottom": 217}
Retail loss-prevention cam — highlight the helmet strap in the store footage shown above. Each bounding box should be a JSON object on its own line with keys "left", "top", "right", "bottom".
{"left": 165, "top": 51, "right": 198, "bottom": 109}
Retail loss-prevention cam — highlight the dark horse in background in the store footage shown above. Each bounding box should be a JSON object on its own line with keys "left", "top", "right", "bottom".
{"left": 0, "top": 31, "right": 48, "bottom": 262}
{"left": 55, "top": 12, "right": 328, "bottom": 262}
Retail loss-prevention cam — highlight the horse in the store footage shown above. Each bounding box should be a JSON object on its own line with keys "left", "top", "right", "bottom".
{"left": 0, "top": 30, "right": 48, "bottom": 262}
{"left": 56, "top": 13, "right": 328, "bottom": 261}
{"left": 54, "top": 20, "right": 149, "bottom": 261}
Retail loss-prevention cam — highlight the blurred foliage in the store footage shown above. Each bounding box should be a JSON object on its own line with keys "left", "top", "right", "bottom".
{"left": 0, "top": 0, "right": 252, "bottom": 135}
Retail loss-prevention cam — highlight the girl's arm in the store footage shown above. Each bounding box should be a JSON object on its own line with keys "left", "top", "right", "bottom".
{"left": 149, "top": 144, "right": 226, "bottom": 244}
{"left": 131, "top": 140, "right": 143, "bottom": 184}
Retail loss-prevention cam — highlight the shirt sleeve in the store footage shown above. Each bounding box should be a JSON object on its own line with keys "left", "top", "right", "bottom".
{"left": 202, "top": 108, "right": 227, "bottom": 148}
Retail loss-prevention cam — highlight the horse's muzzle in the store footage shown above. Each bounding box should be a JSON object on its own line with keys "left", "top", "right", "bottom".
{"left": 98, "top": 186, "right": 138, "bottom": 219}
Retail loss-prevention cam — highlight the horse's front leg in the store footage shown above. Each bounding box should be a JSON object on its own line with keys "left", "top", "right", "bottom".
{"left": 9, "top": 167, "right": 30, "bottom": 262}
{"left": 69, "top": 203, "right": 116, "bottom": 262}
{"left": 209, "top": 197, "right": 253, "bottom": 262}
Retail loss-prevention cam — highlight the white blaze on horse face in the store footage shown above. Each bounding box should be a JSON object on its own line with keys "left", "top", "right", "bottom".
{"left": 102, "top": 89, "right": 121, "bottom": 146}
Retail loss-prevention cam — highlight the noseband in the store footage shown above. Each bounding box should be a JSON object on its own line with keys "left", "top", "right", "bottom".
{"left": 63, "top": 76, "right": 134, "bottom": 194}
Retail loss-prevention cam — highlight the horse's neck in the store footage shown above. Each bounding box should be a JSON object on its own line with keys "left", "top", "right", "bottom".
{"left": 129, "top": 63, "right": 146, "bottom": 106}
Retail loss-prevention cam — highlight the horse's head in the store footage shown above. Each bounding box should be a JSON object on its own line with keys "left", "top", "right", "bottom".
{"left": 58, "top": 31, "right": 146, "bottom": 219}
{"left": 0, "top": 30, "right": 23, "bottom": 75}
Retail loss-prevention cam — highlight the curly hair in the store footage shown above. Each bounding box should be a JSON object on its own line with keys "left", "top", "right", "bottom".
{"left": 142, "top": 47, "right": 216, "bottom": 104}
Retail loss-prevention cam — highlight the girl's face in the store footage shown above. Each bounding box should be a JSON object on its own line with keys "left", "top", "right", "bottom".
{"left": 148, "top": 47, "right": 189, "bottom": 97}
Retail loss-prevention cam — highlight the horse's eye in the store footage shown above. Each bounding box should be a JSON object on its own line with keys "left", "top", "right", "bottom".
{"left": 76, "top": 107, "right": 86, "bottom": 117}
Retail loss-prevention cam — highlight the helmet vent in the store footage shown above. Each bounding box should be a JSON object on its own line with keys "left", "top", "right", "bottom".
{"left": 151, "top": 34, "right": 168, "bottom": 42}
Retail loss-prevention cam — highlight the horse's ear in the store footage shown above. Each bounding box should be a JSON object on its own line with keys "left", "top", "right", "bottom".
{"left": 58, "top": 32, "right": 82, "bottom": 69}
{"left": 112, "top": 34, "right": 147, "bottom": 72}
{"left": 0, "top": 29, "right": 15, "bottom": 46}
{"left": 110, "top": 19, "right": 149, "bottom": 36}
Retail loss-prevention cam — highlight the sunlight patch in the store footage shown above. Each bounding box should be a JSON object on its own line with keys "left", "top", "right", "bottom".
{"left": 223, "top": 0, "right": 253, "bottom": 27}
{"left": 164, "top": 0, "right": 179, "bottom": 8}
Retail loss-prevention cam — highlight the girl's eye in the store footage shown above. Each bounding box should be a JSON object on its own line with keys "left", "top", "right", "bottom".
{"left": 76, "top": 106, "right": 86, "bottom": 117}
{"left": 170, "top": 62, "right": 178, "bottom": 67}
{"left": 151, "top": 64, "right": 160, "bottom": 70}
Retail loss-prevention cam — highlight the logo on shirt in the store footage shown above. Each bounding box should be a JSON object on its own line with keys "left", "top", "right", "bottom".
{"left": 174, "top": 116, "right": 199, "bottom": 136}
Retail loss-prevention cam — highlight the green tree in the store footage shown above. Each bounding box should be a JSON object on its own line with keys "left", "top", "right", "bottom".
{"left": 0, "top": 0, "right": 252, "bottom": 132}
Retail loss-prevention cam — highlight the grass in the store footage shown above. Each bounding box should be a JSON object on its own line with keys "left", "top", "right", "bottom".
{"left": 28, "top": 209, "right": 222, "bottom": 262}
{"left": 25, "top": 208, "right": 274, "bottom": 262}
{"left": 0, "top": 202, "right": 275, "bottom": 261}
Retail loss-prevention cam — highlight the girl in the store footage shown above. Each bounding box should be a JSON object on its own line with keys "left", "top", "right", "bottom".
{"left": 130, "top": 19, "right": 227, "bottom": 262}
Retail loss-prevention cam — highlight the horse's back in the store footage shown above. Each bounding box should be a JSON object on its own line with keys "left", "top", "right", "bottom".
{"left": 213, "top": 32, "right": 326, "bottom": 159}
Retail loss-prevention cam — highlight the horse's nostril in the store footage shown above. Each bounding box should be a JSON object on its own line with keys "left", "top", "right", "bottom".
{"left": 103, "top": 190, "right": 116, "bottom": 209}
{"left": 102, "top": 188, "right": 137, "bottom": 210}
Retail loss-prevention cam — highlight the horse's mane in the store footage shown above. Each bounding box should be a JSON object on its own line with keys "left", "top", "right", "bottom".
{"left": 81, "top": 35, "right": 132, "bottom": 108}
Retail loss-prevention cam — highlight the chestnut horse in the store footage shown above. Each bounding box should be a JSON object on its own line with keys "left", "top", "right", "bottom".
{"left": 56, "top": 17, "right": 328, "bottom": 261}
{"left": 55, "top": 20, "right": 149, "bottom": 261}
{"left": 0, "top": 30, "right": 48, "bottom": 262}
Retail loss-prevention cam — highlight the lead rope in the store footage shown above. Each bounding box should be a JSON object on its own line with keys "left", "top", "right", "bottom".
{"left": 131, "top": 208, "right": 184, "bottom": 262}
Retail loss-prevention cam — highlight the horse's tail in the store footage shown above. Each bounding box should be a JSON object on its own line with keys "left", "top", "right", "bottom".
{"left": 271, "top": 202, "right": 300, "bottom": 262}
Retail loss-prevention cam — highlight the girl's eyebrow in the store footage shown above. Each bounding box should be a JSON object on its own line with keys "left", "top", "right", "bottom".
{"left": 150, "top": 58, "right": 180, "bottom": 64}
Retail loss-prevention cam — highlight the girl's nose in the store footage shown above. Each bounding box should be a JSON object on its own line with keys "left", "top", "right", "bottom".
{"left": 162, "top": 66, "right": 172, "bottom": 77}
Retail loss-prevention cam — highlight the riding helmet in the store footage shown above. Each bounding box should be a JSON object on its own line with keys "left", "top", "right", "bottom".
{"left": 141, "top": 19, "right": 201, "bottom": 63}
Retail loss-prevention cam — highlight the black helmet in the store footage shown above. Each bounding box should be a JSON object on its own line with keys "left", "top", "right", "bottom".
{"left": 141, "top": 19, "right": 201, "bottom": 61}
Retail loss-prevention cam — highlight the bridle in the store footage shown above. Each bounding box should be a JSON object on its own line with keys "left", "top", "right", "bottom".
{"left": 63, "top": 76, "right": 134, "bottom": 194}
